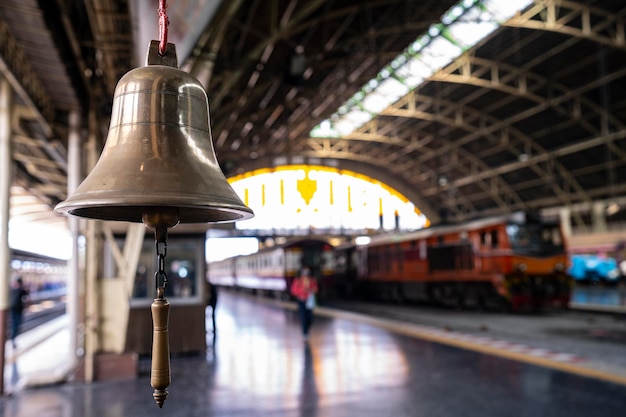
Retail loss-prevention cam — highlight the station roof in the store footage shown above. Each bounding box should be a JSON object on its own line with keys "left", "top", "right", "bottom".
{"left": 2, "top": 0, "right": 625, "bottom": 231}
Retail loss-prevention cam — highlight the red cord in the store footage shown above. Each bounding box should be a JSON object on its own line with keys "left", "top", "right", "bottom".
{"left": 158, "top": 0, "right": 169, "bottom": 56}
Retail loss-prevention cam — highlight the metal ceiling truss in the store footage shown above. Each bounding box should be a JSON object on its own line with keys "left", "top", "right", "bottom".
{"left": 207, "top": 0, "right": 332, "bottom": 148}
{"left": 298, "top": 0, "right": 626, "bottom": 225}
{"left": 204, "top": 0, "right": 456, "bottom": 162}
{"left": 505, "top": 0, "right": 626, "bottom": 50}
{"left": 11, "top": 107, "right": 68, "bottom": 201}
{"left": 0, "top": 17, "right": 53, "bottom": 136}
{"left": 84, "top": 0, "right": 134, "bottom": 97}
{"left": 3, "top": 0, "right": 626, "bottom": 230}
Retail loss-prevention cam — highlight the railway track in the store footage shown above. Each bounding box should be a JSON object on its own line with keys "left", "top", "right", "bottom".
{"left": 20, "top": 302, "right": 66, "bottom": 334}
{"left": 7, "top": 292, "right": 67, "bottom": 338}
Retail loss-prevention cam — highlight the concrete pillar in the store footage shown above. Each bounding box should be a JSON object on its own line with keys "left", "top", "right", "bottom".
{"left": 591, "top": 201, "right": 608, "bottom": 233}
{"left": 67, "top": 111, "right": 82, "bottom": 369}
{"left": 84, "top": 108, "right": 100, "bottom": 382}
{"left": 0, "top": 77, "right": 12, "bottom": 395}
{"left": 559, "top": 207, "right": 572, "bottom": 239}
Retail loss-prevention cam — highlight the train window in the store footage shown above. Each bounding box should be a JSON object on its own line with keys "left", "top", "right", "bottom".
{"left": 491, "top": 230, "right": 499, "bottom": 248}
{"left": 460, "top": 243, "right": 474, "bottom": 270}
{"left": 397, "top": 243, "right": 403, "bottom": 272}
{"left": 481, "top": 231, "right": 487, "bottom": 246}
{"left": 428, "top": 245, "right": 455, "bottom": 271}
{"left": 506, "top": 223, "right": 565, "bottom": 255}
{"left": 336, "top": 254, "right": 346, "bottom": 269}
{"left": 428, "top": 243, "right": 473, "bottom": 271}
{"left": 369, "top": 249, "right": 378, "bottom": 273}
{"left": 544, "top": 228, "right": 562, "bottom": 246}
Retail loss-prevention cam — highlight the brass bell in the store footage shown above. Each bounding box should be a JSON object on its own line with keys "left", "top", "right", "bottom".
{"left": 55, "top": 41, "right": 253, "bottom": 225}
{"left": 55, "top": 40, "right": 253, "bottom": 408}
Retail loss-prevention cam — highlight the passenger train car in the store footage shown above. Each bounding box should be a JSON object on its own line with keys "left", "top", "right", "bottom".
{"left": 332, "top": 213, "right": 572, "bottom": 310}
{"left": 10, "top": 249, "right": 67, "bottom": 293}
{"left": 208, "top": 239, "right": 334, "bottom": 297}
{"left": 566, "top": 239, "right": 625, "bottom": 285}
{"left": 208, "top": 213, "right": 572, "bottom": 311}
{"left": 568, "top": 254, "right": 620, "bottom": 284}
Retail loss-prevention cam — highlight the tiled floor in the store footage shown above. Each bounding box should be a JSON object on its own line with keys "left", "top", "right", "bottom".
{"left": 2, "top": 290, "right": 626, "bottom": 417}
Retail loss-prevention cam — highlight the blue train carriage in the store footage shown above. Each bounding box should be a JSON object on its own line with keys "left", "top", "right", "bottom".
{"left": 568, "top": 254, "right": 621, "bottom": 284}
{"left": 207, "top": 238, "right": 334, "bottom": 300}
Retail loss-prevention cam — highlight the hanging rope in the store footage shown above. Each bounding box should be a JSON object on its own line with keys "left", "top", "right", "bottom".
{"left": 158, "top": 0, "right": 169, "bottom": 56}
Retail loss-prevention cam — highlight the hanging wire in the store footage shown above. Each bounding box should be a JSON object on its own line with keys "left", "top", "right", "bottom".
{"left": 158, "top": 0, "right": 169, "bottom": 56}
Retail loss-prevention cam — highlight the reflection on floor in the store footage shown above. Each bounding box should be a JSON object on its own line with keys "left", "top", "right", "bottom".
{"left": 1, "top": 290, "right": 626, "bottom": 417}
{"left": 571, "top": 285, "right": 626, "bottom": 309}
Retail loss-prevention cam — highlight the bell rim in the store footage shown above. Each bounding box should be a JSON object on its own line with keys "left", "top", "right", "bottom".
{"left": 54, "top": 200, "right": 254, "bottom": 224}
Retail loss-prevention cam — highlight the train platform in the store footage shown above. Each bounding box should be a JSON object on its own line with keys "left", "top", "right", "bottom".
{"left": 3, "top": 314, "right": 72, "bottom": 392}
{"left": 1, "top": 290, "right": 626, "bottom": 416}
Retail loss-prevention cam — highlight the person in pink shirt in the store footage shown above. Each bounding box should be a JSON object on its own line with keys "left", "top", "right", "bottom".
{"left": 290, "top": 267, "right": 318, "bottom": 340}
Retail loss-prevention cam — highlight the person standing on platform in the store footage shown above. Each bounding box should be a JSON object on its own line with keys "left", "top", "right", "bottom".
{"left": 9, "top": 277, "right": 29, "bottom": 347}
{"left": 290, "top": 267, "right": 318, "bottom": 340}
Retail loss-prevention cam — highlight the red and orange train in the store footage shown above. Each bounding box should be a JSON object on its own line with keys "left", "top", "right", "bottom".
{"left": 208, "top": 213, "right": 572, "bottom": 311}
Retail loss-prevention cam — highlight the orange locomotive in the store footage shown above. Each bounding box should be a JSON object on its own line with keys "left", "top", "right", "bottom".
{"left": 334, "top": 213, "right": 572, "bottom": 310}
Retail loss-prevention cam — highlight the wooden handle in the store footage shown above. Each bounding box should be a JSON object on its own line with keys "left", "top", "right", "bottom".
{"left": 151, "top": 297, "right": 171, "bottom": 408}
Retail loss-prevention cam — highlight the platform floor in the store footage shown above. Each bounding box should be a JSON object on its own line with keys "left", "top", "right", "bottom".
{"left": 2, "top": 290, "right": 626, "bottom": 416}
{"left": 3, "top": 314, "right": 72, "bottom": 392}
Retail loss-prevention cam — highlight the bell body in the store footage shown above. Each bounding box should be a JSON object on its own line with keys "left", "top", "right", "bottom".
{"left": 55, "top": 63, "right": 253, "bottom": 224}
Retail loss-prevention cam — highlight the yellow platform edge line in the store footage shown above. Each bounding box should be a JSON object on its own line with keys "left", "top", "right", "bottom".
{"left": 246, "top": 295, "right": 626, "bottom": 387}
{"left": 314, "top": 306, "right": 626, "bottom": 387}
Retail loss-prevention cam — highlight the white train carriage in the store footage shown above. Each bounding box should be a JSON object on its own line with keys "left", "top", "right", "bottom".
{"left": 207, "top": 238, "right": 334, "bottom": 298}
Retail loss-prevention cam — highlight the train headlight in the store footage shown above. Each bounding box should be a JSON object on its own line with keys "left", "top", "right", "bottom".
{"left": 554, "top": 262, "right": 564, "bottom": 272}
{"left": 516, "top": 263, "right": 527, "bottom": 272}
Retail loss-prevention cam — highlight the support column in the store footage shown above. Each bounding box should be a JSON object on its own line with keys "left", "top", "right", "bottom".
{"left": 67, "top": 111, "right": 82, "bottom": 371}
{"left": 0, "top": 77, "right": 12, "bottom": 396}
{"left": 591, "top": 201, "right": 608, "bottom": 233}
{"left": 559, "top": 207, "right": 572, "bottom": 240}
{"left": 84, "top": 108, "right": 100, "bottom": 382}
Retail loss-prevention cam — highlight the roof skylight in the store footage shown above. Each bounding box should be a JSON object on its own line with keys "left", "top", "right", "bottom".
{"left": 310, "top": 0, "right": 533, "bottom": 138}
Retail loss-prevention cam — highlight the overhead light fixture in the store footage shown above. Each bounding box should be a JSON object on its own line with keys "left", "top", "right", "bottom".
{"left": 606, "top": 202, "right": 619, "bottom": 216}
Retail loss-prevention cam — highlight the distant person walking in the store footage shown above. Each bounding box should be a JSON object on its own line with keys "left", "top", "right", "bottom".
{"left": 206, "top": 281, "right": 218, "bottom": 334}
{"left": 290, "top": 267, "right": 318, "bottom": 340}
{"left": 10, "top": 277, "right": 29, "bottom": 347}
